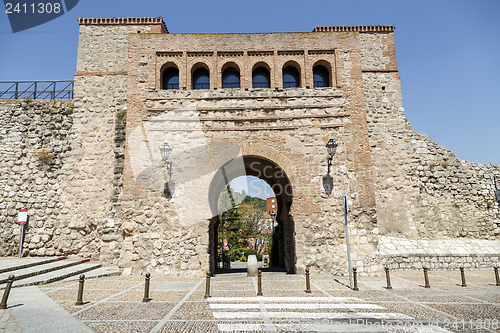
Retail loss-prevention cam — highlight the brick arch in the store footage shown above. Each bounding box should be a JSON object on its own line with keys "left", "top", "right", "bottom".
{"left": 205, "top": 140, "right": 300, "bottom": 215}
{"left": 190, "top": 61, "right": 211, "bottom": 74}
{"left": 282, "top": 60, "right": 302, "bottom": 72}
{"left": 220, "top": 60, "right": 242, "bottom": 89}
{"left": 238, "top": 142, "right": 296, "bottom": 185}
{"left": 190, "top": 62, "right": 211, "bottom": 89}
{"left": 250, "top": 61, "right": 273, "bottom": 89}
{"left": 251, "top": 60, "right": 272, "bottom": 72}
{"left": 281, "top": 60, "right": 302, "bottom": 88}
{"left": 312, "top": 60, "right": 333, "bottom": 88}
{"left": 220, "top": 60, "right": 241, "bottom": 73}
{"left": 159, "top": 61, "right": 181, "bottom": 90}
{"left": 157, "top": 60, "right": 182, "bottom": 90}
{"left": 207, "top": 143, "right": 298, "bottom": 275}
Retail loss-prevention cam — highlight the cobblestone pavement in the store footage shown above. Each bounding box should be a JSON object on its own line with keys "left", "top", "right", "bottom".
{"left": 2, "top": 269, "right": 499, "bottom": 332}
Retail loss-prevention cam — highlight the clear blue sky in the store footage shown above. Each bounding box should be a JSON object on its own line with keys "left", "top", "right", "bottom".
{"left": 1, "top": 0, "right": 499, "bottom": 165}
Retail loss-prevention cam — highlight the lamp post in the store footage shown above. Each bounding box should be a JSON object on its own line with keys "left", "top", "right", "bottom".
{"left": 270, "top": 210, "right": 276, "bottom": 231}
{"left": 322, "top": 139, "right": 338, "bottom": 195}
{"left": 159, "top": 142, "right": 173, "bottom": 198}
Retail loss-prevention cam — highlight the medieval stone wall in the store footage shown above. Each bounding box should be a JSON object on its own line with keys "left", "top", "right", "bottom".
{"left": 410, "top": 135, "right": 500, "bottom": 238}
{"left": 72, "top": 20, "right": 169, "bottom": 266}
{"left": 2, "top": 18, "right": 497, "bottom": 277}
{"left": 363, "top": 72, "right": 500, "bottom": 240}
{"left": 0, "top": 100, "right": 103, "bottom": 258}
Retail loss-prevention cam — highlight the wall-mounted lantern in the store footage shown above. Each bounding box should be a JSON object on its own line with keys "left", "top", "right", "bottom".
{"left": 160, "top": 142, "right": 174, "bottom": 199}
{"left": 322, "top": 139, "right": 338, "bottom": 195}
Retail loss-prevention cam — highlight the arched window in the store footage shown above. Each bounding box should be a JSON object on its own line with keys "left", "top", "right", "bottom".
{"left": 162, "top": 67, "right": 179, "bottom": 90}
{"left": 222, "top": 67, "right": 240, "bottom": 89}
{"left": 193, "top": 67, "right": 210, "bottom": 89}
{"left": 313, "top": 65, "right": 330, "bottom": 87}
{"left": 282, "top": 66, "right": 300, "bottom": 88}
{"left": 252, "top": 67, "right": 270, "bottom": 88}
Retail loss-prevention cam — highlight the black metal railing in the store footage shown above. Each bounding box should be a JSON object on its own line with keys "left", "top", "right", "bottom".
{"left": 283, "top": 81, "right": 299, "bottom": 89}
{"left": 222, "top": 82, "right": 241, "bottom": 89}
{"left": 164, "top": 83, "right": 179, "bottom": 90}
{"left": 252, "top": 82, "right": 270, "bottom": 89}
{"left": 193, "top": 83, "right": 210, "bottom": 90}
{"left": 0, "top": 81, "right": 74, "bottom": 100}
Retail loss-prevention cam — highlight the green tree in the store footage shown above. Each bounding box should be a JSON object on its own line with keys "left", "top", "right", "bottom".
{"left": 218, "top": 185, "right": 245, "bottom": 250}
{"left": 218, "top": 186, "right": 271, "bottom": 252}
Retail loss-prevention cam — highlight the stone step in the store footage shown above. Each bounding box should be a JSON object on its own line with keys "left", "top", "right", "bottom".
{"left": 60, "top": 266, "right": 121, "bottom": 282}
{"left": 0, "top": 261, "right": 103, "bottom": 289}
{"left": 0, "top": 258, "right": 89, "bottom": 284}
{"left": 0, "top": 256, "right": 67, "bottom": 274}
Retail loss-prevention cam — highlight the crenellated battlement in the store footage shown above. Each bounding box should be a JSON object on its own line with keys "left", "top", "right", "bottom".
{"left": 313, "top": 25, "right": 395, "bottom": 33}
{"left": 78, "top": 16, "right": 168, "bottom": 33}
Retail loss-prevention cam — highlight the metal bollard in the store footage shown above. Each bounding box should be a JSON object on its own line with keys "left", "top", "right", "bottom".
{"left": 352, "top": 267, "right": 359, "bottom": 291}
{"left": 305, "top": 265, "right": 311, "bottom": 293}
{"left": 385, "top": 267, "right": 392, "bottom": 290}
{"left": 423, "top": 267, "right": 430, "bottom": 288}
{"left": 460, "top": 267, "right": 467, "bottom": 287}
{"left": 495, "top": 267, "right": 500, "bottom": 287}
{"left": 257, "top": 270, "right": 263, "bottom": 296}
{"left": 204, "top": 272, "right": 211, "bottom": 299}
{"left": 142, "top": 273, "right": 151, "bottom": 302}
{"left": 0, "top": 275, "right": 15, "bottom": 309}
{"left": 75, "top": 274, "right": 85, "bottom": 306}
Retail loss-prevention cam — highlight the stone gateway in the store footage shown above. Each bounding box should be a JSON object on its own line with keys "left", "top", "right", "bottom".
{"left": 0, "top": 17, "right": 498, "bottom": 276}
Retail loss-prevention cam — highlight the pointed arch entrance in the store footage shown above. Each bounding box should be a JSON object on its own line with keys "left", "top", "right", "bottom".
{"left": 207, "top": 155, "right": 295, "bottom": 275}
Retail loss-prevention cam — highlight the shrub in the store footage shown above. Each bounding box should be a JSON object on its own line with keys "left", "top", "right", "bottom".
{"left": 239, "top": 255, "right": 247, "bottom": 262}
{"left": 256, "top": 253, "right": 263, "bottom": 261}
{"left": 244, "top": 249, "right": 257, "bottom": 257}
{"left": 35, "top": 150, "right": 55, "bottom": 164}
{"left": 228, "top": 248, "right": 246, "bottom": 262}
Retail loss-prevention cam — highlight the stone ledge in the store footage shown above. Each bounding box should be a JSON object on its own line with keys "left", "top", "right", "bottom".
{"left": 382, "top": 254, "right": 500, "bottom": 270}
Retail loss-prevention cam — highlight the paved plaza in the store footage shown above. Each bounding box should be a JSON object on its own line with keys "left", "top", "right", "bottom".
{"left": 1, "top": 269, "right": 499, "bottom": 332}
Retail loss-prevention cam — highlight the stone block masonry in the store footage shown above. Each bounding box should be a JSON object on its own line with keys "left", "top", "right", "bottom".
{"left": 0, "top": 100, "right": 100, "bottom": 258}
{"left": 1, "top": 17, "right": 498, "bottom": 277}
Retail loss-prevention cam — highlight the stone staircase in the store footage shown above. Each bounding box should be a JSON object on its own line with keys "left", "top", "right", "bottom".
{"left": 0, "top": 257, "right": 120, "bottom": 289}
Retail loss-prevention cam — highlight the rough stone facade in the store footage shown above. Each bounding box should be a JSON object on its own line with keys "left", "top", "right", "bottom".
{"left": 0, "top": 100, "right": 101, "bottom": 258}
{"left": 0, "top": 17, "right": 498, "bottom": 276}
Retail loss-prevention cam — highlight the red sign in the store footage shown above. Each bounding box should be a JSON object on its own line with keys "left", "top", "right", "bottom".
{"left": 18, "top": 209, "right": 27, "bottom": 224}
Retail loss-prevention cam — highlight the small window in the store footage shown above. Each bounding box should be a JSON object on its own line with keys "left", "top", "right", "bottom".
{"left": 252, "top": 67, "right": 270, "bottom": 88}
{"left": 313, "top": 65, "right": 329, "bottom": 87}
{"left": 283, "top": 66, "right": 300, "bottom": 88}
{"left": 162, "top": 67, "right": 179, "bottom": 90}
{"left": 193, "top": 68, "right": 210, "bottom": 89}
{"left": 222, "top": 67, "right": 240, "bottom": 89}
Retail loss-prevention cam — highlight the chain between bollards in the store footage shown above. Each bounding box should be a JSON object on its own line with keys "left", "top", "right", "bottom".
{"left": 75, "top": 274, "right": 85, "bottom": 306}
{"left": 204, "top": 272, "right": 211, "bottom": 298}
{"left": 384, "top": 266, "right": 392, "bottom": 290}
{"left": 460, "top": 267, "right": 467, "bottom": 287}
{"left": 352, "top": 267, "right": 359, "bottom": 291}
{"left": 423, "top": 267, "right": 430, "bottom": 288}
{"left": 143, "top": 273, "right": 151, "bottom": 302}
{"left": 305, "top": 265, "right": 311, "bottom": 293}
{"left": 257, "top": 270, "right": 263, "bottom": 296}
{"left": 0, "top": 275, "right": 15, "bottom": 309}
{"left": 494, "top": 267, "right": 500, "bottom": 286}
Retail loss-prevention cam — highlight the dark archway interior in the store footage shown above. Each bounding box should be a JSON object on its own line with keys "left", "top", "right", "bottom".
{"left": 208, "top": 155, "right": 295, "bottom": 274}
